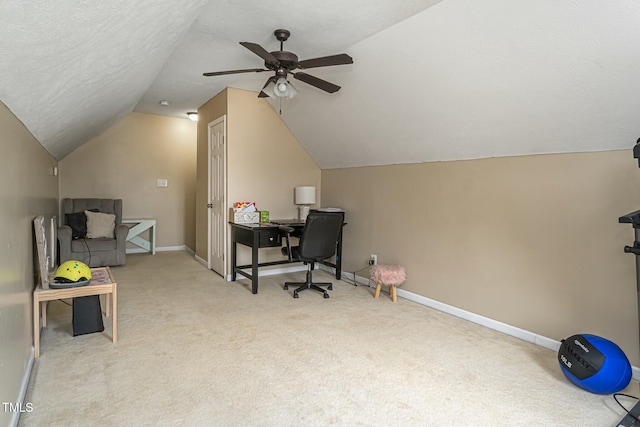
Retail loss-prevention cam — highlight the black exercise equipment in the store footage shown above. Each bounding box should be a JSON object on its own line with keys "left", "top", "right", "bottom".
{"left": 616, "top": 137, "right": 640, "bottom": 427}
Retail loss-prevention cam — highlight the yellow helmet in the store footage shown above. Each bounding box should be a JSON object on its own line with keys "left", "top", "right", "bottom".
{"left": 54, "top": 260, "right": 92, "bottom": 284}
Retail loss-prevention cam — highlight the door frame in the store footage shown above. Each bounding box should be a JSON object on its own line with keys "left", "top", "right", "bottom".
{"left": 207, "top": 115, "right": 227, "bottom": 276}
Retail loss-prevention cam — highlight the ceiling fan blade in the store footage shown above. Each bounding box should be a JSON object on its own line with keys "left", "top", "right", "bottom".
{"left": 297, "top": 53, "right": 353, "bottom": 69}
{"left": 203, "top": 68, "right": 268, "bottom": 77}
{"left": 293, "top": 72, "right": 341, "bottom": 93}
{"left": 258, "top": 76, "right": 277, "bottom": 98}
{"left": 239, "top": 42, "right": 279, "bottom": 65}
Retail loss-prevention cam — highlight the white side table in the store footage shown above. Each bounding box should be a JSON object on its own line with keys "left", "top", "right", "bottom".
{"left": 122, "top": 219, "right": 156, "bottom": 254}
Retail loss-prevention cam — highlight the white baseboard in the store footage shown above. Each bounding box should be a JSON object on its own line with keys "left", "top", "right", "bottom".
{"left": 10, "top": 347, "right": 34, "bottom": 427}
{"left": 182, "top": 246, "right": 195, "bottom": 257}
{"left": 194, "top": 254, "right": 207, "bottom": 267}
{"left": 126, "top": 245, "right": 187, "bottom": 254}
{"left": 340, "top": 269, "right": 640, "bottom": 381}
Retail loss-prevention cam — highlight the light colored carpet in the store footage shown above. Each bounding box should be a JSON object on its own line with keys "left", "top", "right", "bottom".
{"left": 20, "top": 251, "right": 638, "bottom": 426}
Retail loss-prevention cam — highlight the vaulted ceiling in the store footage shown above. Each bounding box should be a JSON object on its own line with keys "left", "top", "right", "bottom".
{"left": 2, "top": 1, "right": 640, "bottom": 168}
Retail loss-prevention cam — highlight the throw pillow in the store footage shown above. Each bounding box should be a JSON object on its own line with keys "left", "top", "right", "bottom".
{"left": 65, "top": 209, "right": 99, "bottom": 240}
{"left": 85, "top": 210, "right": 116, "bottom": 239}
{"left": 66, "top": 212, "right": 87, "bottom": 240}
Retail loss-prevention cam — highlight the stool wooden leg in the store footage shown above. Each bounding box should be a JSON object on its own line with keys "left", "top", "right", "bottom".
{"left": 41, "top": 301, "right": 47, "bottom": 327}
{"left": 374, "top": 283, "right": 382, "bottom": 299}
{"left": 391, "top": 285, "right": 397, "bottom": 302}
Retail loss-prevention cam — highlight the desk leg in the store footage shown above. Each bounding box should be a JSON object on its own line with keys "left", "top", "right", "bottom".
{"left": 335, "top": 228, "right": 344, "bottom": 279}
{"left": 33, "top": 295, "right": 40, "bottom": 359}
{"left": 251, "top": 231, "right": 260, "bottom": 294}
{"left": 231, "top": 234, "right": 237, "bottom": 281}
{"left": 112, "top": 283, "right": 117, "bottom": 343}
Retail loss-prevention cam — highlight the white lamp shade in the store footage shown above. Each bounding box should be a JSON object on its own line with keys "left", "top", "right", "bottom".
{"left": 294, "top": 186, "right": 316, "bottom": 205}
{"left": 262, "top": 78, "right": 298, "bottom": 100}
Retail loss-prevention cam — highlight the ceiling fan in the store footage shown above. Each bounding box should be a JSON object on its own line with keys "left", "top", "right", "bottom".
{"left": 203, "top": 29, "right": 353, "bottom": 99}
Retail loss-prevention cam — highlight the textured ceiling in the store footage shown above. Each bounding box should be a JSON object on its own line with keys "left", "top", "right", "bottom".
{"left": 136, "top": 0, "right": 444, "bottom": 121}
{"left": 0, "top": 0, "right": 209, "bottom": 160}
{"left": 2, "top": 0, "right": 640, "bottom": 167}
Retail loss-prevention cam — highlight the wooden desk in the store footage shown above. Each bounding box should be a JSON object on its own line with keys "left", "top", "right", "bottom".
{"left": 229, "top": 219, "right": 345, "bottom": 294}
{"left": 33, "top": 267, "right": 117, "bottom": 358}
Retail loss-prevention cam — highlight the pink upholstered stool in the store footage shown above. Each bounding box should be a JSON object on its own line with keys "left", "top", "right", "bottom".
{"left": 371, "top": 264, "right": 406, "bottom": 302}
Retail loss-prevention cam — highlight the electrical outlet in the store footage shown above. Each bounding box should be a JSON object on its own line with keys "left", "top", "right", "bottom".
{"left": 369, "top": 254, "right": 377, "bottom": 265}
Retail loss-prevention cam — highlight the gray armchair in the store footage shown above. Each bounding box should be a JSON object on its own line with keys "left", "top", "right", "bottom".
{"left": 58, "top": 198, "right": 128, "bottom": 267}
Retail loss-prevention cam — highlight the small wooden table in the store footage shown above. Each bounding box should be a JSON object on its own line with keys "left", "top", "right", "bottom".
{"left": 33, "top": 267, "right": 117, "bottom": 358}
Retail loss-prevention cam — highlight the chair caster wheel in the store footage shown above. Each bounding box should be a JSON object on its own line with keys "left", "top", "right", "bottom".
{"left": 323, "top": 293, "right": 329, "bottom": 299}
{"left": 284, "top": 284, "right": 289, "bottom": 290}
{"left": 293, "top": 292, "right": 299, "bottom": 298}
{"left": 328, "top": 284, "right": 333, "bottom": 290}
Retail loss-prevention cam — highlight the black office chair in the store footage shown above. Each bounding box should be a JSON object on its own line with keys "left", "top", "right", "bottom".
{"left": 280, "top": 211, "right": 343, "bottom": 298}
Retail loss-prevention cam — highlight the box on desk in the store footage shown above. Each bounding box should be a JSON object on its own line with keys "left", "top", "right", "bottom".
{"left": 231, "top": 208, "right": 260, "bottom": 224}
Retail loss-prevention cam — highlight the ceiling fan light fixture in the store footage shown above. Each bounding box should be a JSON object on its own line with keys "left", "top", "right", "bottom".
{"left": 274, "top": 78, "right": 298, "bottom": 99}
{"left": 262, "top": 78, "right": 298, "bottom": 100}
{"left": 287, "top": 81, "right": 299, "bottom": 99}
{"left": 261, "top": 81, "right": 276, "bottom": 98}
{"left": 203, "top": 29, "right": 353, "bottom": 99}
{"left": 276, "top": 78, "right": 288, "bottom": 95}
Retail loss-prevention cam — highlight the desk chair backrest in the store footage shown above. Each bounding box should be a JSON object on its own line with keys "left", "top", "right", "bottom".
{"left": 297, "top": 211, "right": 343, "bottom": 261}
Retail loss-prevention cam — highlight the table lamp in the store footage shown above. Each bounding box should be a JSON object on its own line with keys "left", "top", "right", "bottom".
{"left": 295, "top": 186, "right": 316, "bottom": 221}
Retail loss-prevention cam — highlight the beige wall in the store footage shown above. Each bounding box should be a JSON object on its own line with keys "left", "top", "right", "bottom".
{"left": 196, "top": 88, "right": 321, "bottom": 271}
{"left": 227, "top": 89, "right": 321, "bottom": 270}
{"left": 322, "top": 150, "right": 640, "bottom": 364}
{"left": 59, "top": 112, "right": 197, "bottom": 251}
{"left": 0, "top": 102, "right": 58, "bottom": 426}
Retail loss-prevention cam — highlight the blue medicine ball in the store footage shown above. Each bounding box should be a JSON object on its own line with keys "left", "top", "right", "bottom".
{"left": 558, "top": 334, "right": 632, "bottom": 394}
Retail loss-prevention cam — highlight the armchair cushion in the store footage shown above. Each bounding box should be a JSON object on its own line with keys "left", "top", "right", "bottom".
{"left": 85, "top": 210, "right": 115, "bottom": 238}
{"left": 71, "top": 237, "right": 117, "bottom": 252}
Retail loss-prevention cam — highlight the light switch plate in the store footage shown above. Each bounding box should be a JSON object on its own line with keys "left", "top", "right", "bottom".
{"left": 157, "top": 179, "right": 168, "bottom": 187}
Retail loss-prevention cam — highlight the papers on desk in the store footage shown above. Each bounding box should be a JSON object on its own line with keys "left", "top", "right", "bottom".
{"left": 234, "top": 202, "right": 257, "bottom": 212}
{"left": 316, "top": 207, "right": 345, "bottom": 212}
{"left": 316, "top": 207, "right": 346, "bottom": 220}
{"left": 271, "top": 219, "right": 304, "bottom": 226}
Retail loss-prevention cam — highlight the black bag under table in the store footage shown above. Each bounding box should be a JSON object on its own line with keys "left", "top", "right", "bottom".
{"left": 72, "top": 295, "right": 104, "bottom": 336}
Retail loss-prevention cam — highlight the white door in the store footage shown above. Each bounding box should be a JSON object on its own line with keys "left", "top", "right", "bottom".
{"left": 208, "top": 116, "right": 226, "bottom": 277}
